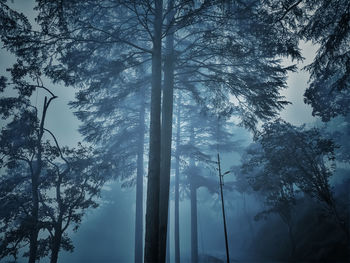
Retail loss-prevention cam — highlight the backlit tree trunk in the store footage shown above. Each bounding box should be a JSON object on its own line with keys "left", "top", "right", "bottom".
{"left": 174, "top": 95, "right": 181, "bottom": 263}
{"left": 135, "top": 88, "right": 146, "bottom": 263}
{"left": 159, "top": 0, "right": 175, "bottom": 261}
{"left": 190, "top": 177, "right": 198, "bottom": 263}
{"left": 189, "top": 125, "right": 198, "bottom": 263}
{"left": 29, "top": 96, "right": 55, "bottom": 263}
{"left": 144, "top": 1, "right": 163, "bottom": 262}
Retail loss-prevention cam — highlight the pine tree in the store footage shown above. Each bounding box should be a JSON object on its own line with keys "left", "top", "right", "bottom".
{"left": 262, "top": 0, "right": 350, "bottom": 121}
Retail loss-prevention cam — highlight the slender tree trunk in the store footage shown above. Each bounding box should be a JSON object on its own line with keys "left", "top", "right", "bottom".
{"left": 144, "top": 1, "right": 163, "bottom": 262}
{"left": 189, "top": 125, "right": 198, "bottom": 263}
{"left": 50, "top": 168, "right": 64, "bottom": 263}
{"left": 159, "top": 0, "right": 175, "bottom": 261}
{"left": 28, "top": 176, "right": 39, "bottom": 263}
{"left": 190, "top": 177, "right": 198, "bottom": 263}
{"left": 135, "top": 89, "right": 146, "bottom": 263}
{"left": 29, "top": 137, "right": 41, "bottom": 263}
{"left": 29, "top": 96, "right": 53, "bottom": 263}
{"left": 174, "top": 96, "right": 181, "bottom": 263}
{"left": 166, "top": 204, "right": 170, "bottom": 263}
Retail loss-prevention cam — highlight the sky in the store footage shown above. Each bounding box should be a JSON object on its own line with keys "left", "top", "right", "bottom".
{"left": 0, "top": 0, "right": 82, "bottom": 147}
{"left": 279, "top": 41, "right": 318, "bottom": 126}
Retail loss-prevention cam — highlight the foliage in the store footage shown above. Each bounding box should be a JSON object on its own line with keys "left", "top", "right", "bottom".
{"left": 248, "top": 119, "right": 336, "bottom": 205}
{"left": 262, "top": 0, "right": 350, "bottom": 121}
{"left": 0, "top": 54, "right": 107, "bottom": 262}
{"left": 173, "top": 91, "right": 240, "bottom": 198}
{"left": 175, "top": 0, "right": 300, "bottom": 129}
{"left": 302, "top": 0, "right": 350, "bottom": 121}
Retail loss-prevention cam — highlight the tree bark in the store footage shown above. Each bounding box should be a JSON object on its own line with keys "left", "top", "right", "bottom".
{"left": 166, "top": 205, "right": 170, "bottom": 263}
{"left": 190, "top": 177, "right": 198, "bottom": 263}
{"left": 50, "top": 165, "right": 64, "bottom": 263}
{"left": 135, "top": 88, "right": 146, "bottom": 263}
{"left": 144, "top": 1, "right": 163, "bottom": 262}
{"left": 50, "top": 222, "right": 62, "bottom": 263}
{"left": 189, "top": 125, "right": 198, "bottom": 263}
{"left": 28, "top": 176, "right": 39, "bottom": 263}
{"left": 29, "top": 96, "right": 53, "bottom": 263}
{"left": 158, "top": 0, "right": 175, "bottom": 261}
{"left": 174, "top": 96, "right": 181, "bottom": 263}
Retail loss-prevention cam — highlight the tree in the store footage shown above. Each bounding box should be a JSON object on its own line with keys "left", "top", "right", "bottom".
{"left": 321, "top": 113, "right": 350, "bottom": 164}
{"left": 262, "top": 0, "right": 350, "bottom": 121}
{"left": 301, "top": 0, "right": 350, "bottom": 121}
{"left": 71, "top": 69, "right": 150, "bottom": 262}
{"left": 174, "top": 0, "right": 301, "bottom": 129}
{"left": 241, "top": 119, "right": 349, "bottom": 242}
{"left": 172, "top": 90, "right": 239, "bottom": 262}
{"left": 38, "top": 143, "right": 108, "bottom": 263}
{"left": 240, "top": 143, "right": 298, "bottom": 257}
{"left": 0, "top": 62, "right": 57, "bottom": 262}
{"left": 0, "top": 69, "right": 108, "bottom": 263}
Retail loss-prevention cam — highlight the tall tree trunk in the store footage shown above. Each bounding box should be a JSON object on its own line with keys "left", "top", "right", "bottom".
{"left": 189, "top": 125, "right": 198, "bottom": 263}
{"left": 174, "top": 96, "right": 181, "bottom": 263}
{"left": 144, "top": 1, "right": 163, "bottom": 262}
{"left": 28, "top": 176, "right": 39, "bottom": 263}
{"left": 190, "top": 177, "right": 198, "bottom": 263}
{"left": 166, "top": 204, "right": 170, "bottom": 263}
{"left": 50, "top": 169, "right": 64, "bottom": 263}
{"left": 29, "top": 134, "right": 42, "bottom": 263}
{"left": 29, "top": 96, "right": 54, "bottom": 263}
{"left": 159, "top": 0, "right": 175, "bottom": 261}
{"left": 135, "top": 88, "right": 146, "bottom": 263}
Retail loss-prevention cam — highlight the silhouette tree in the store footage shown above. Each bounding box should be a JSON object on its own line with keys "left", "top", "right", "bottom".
{"left": 262, "top": 0, "right": 350, "bottom": 121}
{"left": 240, "top": 143, "right": 298, "bottom": 257}
{"left": 241, "top": 120, "right": 349, "bottom": 242}
{"left": 0, "top": 59, "right": 107, "bottom": 263}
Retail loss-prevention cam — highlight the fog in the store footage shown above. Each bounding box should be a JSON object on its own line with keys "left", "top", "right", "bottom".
{"left": 1, "top": 1, "right": 349, "bottom": 263}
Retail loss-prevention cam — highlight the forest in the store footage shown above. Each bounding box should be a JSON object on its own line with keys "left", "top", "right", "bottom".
{"left": 0, "top": 0, "right": 349, "bottom": 262}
